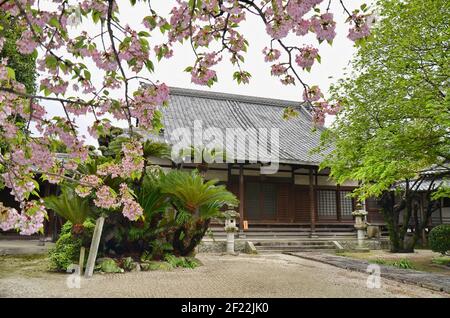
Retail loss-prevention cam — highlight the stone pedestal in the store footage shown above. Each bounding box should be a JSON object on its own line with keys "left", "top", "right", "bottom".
{"left": 226, "top": 232, "right": 235, "bottom": 254}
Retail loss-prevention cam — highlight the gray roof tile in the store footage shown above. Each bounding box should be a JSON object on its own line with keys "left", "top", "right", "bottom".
{"left": 158, "top": 87, "right": 326, "bottom": 166}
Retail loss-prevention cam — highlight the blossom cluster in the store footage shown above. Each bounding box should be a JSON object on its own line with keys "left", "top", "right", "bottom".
{"left": 119, "top": 183, "right": 143, "bottom": 221}
{"left": 0, "top": 201, "right": 46, "bottom": 236}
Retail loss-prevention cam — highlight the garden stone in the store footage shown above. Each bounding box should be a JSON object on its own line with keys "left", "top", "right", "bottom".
{"left": 131, "top": 263, "right": 141, "bottom": 272}
{"left": 95, "top": 257, "right": 111, "bottom": 265}
{"left": 122, "top": 257, "right": 135, "bottom": 271}
{"left": 244, "top": 241, "right": 258, "bottom": 254}
{"left": 140, "top": 261, "right": 173, "bottom": 271}
{"left": 98, "top": 258, "right": 123, "bottom": 273}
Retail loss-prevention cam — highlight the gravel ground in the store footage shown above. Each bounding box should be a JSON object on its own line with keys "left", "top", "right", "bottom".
{"left": 0, "top": 253, "right": 447, "bottom": 298}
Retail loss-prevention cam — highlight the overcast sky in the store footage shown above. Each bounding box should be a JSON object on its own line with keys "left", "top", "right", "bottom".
{"left": 37, "top": 0, "right": 373, "bottom": 145}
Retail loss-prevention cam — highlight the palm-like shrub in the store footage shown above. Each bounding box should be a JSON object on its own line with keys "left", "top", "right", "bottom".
{"left": 44, "top": 185, "right": 91, "bottom": 235}
{"left": 143, "top": 140, "right": 171, "bottom": 159}
{"left": 157, "top": 170, "right": 238, "bottom": 256}
{"left": 45, "top": 186, "right": 93, "bottom": 272}
{"left": 160, "top": 170, "right": 238, "bottom": 215}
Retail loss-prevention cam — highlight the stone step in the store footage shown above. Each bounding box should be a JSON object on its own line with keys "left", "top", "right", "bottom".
{"left": 253, "top": 241, "right": 335, "bottom": 247}
{"left": 210, "top": 227, "right": 355, "bottom": 233}
{"left": 254, "top": 244, "right": 335, "bottom": 249}
{"left": 256, "top": 249, "right": 336, "bottom": 253}
{"left": 209, "top": 232, "right": 356, "bottom": 238}
{"left": 255, "top": 245, "right": 336, "bottom": 252}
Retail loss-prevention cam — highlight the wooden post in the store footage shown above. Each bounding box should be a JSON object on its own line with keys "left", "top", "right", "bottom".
{"left": 336, "top": 184, "right": 341, "bottom": 222}
{"left": 290, "top": 165, "right": 296, "bottom": 222}
{"left": 79, "top": 247, "right": 85, "bottom": 276}
{"left": 239, "top": 164, "right": 245, "bottom": 232}
{"left": 309, "top": 167, "right": 316, "bottom": 236}
{"left": 84, "top": 216, "right": 105, "bottom": 278}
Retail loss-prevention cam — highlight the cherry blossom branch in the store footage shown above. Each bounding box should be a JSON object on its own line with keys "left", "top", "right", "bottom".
{"left": 238, "top": 0, "right": 309, "bottom": 91}
{"left": 0, "top": 86, "right": 93, "bottom": 106}
{"left": 339, "top": 0, "right": 353, "bottom": 18}
{"left": 106, "top": 0, "right": 133, "bottom": 133}
{"left": 0, "top": 0, "right": 10, "bottom": 8}
{"left": 60, "top": 101, "right": 77, "bottom": 136}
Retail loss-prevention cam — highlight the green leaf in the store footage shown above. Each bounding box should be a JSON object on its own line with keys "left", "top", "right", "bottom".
{"left": 6, "top": 67, "right": 15, "bottom": 80}
{"left": 45, "top": 55, "right": 58, "bottom": 69}
{"left": 49, "top": 17, "right": 61, "bottom": 29}
{"left": 83, "top": 70, "right": 91, "bottom": 81}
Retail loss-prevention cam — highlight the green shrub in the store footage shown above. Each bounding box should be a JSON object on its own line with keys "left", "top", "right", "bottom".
{"left": 429, "top": 225, "right": 450, "bottom": 255}
{"left": 48, "top": 220, "right": 95, "bottom": 272}
{"left": 431, "top": 256, "right": 450, "bottom": 267}
{"left": 48, "top": 232, "right": 82, "bottom": 272}
{"left": 164, "top": 254, "right": 201, "bottom": 269}
{"left": 373, "top": 259, "right": 387, "bottom": 265}
{"left": 392, "top": 259, "right": 414, "bottom": 270}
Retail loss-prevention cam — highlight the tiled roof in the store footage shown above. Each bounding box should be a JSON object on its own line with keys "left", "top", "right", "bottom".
{"left": 156, "top": 87, "right": 327, "bottom": 166}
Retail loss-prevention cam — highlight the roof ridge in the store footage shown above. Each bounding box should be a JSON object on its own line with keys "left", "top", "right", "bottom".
{"left": 169, "top": 86, "right": 311, "bottom": 110}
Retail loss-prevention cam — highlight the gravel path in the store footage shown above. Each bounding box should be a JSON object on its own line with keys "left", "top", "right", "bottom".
{"left": 0, "top": 253, "right": 447, "bottom": 298}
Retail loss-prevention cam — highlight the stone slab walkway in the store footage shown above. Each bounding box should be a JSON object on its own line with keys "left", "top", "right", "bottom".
{"left": 286, "top": 252, "right": 450, "bottom": 294}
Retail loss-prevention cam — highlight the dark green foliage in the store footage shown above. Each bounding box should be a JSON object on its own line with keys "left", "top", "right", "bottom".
{"left": 0, "top": 14, "right": 36, "bottom": 93}
{"left": 164, "top": 254, "right": 201, "bottom": 269}
{"left": 99, "top": 169, "right": 237, "bottom": 259}
{"left": 48, "top": 220, "right": 95, "bottom": 271}
{"left": 429, "top": 225, "right": 450, "bottom": 255}
{"left": 44, "top": 186, "right": 91, "bottom": 225}
{"left": 392, "top": 259, "right": 414, "bottom": 270}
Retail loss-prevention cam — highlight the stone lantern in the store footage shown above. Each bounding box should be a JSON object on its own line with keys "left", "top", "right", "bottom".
{"left": 223, "top": 210, "right": 239, "bottom": 254}
{"left": 352, "top": 203, "right": 368, "bottom": 247}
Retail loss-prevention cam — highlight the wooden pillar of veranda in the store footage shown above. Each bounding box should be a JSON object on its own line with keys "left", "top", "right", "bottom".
{"left": 239, "top": 164, "right": 245, "bottom": 233}
{"left": 291, "top": 165, "right": 297, "bottom": 222}
{"left": 309, "top": 167, "right": 317, "bottom": 236}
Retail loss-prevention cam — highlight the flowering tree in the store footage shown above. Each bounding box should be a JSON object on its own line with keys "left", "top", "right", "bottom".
{"left": 0, "top": 0, "right": 373, "bottom": 235}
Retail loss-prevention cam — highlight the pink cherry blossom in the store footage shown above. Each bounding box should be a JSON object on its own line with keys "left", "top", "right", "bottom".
{"left": 295, "top": 46, "right": 319, "bottom": 69}
{"left": 93, "top": 185, "right": 120, "bottom": 209}
{"left": 262, "top": 47, "right": 281, "bottom": 62}
{"left": 303, "top": 86, "right": 323, "bottom": 102}
{"left": 311, "top": 13, "right": 336, "bottom": 42}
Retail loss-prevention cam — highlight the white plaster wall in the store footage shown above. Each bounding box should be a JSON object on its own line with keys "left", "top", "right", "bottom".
{"left": 295, "top": 175, "right": 309, "bottom": 185}
{"left": 205, "top": 170, "right": 228, "bottom": 182}
{"left": 442, "top": 207, "right": 450, "bottom": 224}
{"left": 317, "top": 175, "right": 336, "bottom": 186}
{"left": 148, "top": 156, "right": 172, "bottom": 166}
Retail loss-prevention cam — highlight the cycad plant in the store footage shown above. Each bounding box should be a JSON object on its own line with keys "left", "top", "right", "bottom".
{"left": 44, "top": 185, "right": 91, "bottom": 233}
{"left": 159, "top": 170, "right": 238, "bottom": 256}
{"left": 159, "top": 170, "right": 238, "bottom": 216}
{"left": 44, "top": 185, "right": 92, "bottom": 273}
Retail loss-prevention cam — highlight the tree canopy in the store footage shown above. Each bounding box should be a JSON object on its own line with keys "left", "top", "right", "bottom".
{"left": 319, "top": 0, "right": 449, "bottom": 200}
{"left": 0, "top": 13, "right": 36, "bottom": 94}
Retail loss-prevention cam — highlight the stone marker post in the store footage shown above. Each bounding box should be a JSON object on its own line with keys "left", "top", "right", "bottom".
{"left": 84, "top": 216, "right": 105, "bottom": 278}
